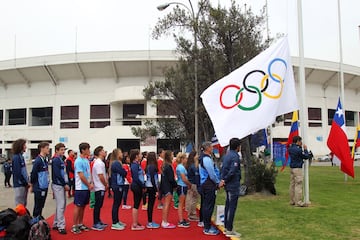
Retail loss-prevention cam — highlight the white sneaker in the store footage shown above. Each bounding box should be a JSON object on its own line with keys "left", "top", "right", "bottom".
{"left": 197, "top": 221, "right": 204, "bottom": 227}
{"left": 225, "top": 230, "right": 241, "bottom": 237}
{"left": 122, "top": 205, "right": 131, "bottom": 209}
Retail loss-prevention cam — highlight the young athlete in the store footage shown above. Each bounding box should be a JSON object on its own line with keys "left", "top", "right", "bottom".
{"left": 145, "top": 152, "right": 160, "bottom": 228}
{"left": 122, "top": 154, "right": 132, "bottom": 209}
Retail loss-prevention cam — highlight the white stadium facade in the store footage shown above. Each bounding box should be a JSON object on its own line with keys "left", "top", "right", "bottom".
{"left": 0, "top": 50, "right": 359, "bottom": 160}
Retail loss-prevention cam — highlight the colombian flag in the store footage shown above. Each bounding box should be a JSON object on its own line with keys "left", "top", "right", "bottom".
{"left": 351, "top": 124, "right": 360, "bottom": 159}
{"left": 281, "top": 111, "right": 299, "bottom": 171}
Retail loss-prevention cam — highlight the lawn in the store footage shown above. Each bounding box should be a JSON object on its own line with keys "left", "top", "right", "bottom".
{"left": 215, "top": 166, "right": 360, "bottom": 240}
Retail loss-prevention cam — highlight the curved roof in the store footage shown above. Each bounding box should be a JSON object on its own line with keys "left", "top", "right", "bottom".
{"left": 0, "top": 50, "right": 359, "bottom": 92}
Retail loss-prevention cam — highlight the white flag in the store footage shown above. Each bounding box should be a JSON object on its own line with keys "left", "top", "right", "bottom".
{"left": 201, "top": 37, "right": 298, "bottom": 146}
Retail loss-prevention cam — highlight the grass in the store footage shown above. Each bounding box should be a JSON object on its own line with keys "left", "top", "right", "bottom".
{"left": 215, "top": 166, "right": 360, "bottom": 240}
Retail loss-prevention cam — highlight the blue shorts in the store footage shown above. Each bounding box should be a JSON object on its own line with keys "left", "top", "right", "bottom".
{"left": 176, "top": 186, "right": 188, "bottom": 196}
{"left": 74, "top": 190, "right": 90, "bottom": 207}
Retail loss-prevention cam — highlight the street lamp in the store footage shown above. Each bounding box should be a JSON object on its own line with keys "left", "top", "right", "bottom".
{"left": 157, "top": 1, "right": 199, "bottom": 151}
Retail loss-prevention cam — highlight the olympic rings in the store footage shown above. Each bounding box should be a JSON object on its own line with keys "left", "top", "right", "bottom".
{"left": 219, "top": 58, "right": 287, "bottom": 111}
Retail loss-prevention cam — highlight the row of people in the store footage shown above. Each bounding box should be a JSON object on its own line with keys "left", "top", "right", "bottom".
{"left": 10, "top": 137, "right": 242, "bottom": 237}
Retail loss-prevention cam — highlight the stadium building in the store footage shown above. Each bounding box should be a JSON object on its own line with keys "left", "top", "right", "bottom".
{"left": 0, "top": 50, "right": 359, "bottom": 160}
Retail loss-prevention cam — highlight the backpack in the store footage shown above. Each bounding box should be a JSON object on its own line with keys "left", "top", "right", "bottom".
{"left": 5, "top": 214, "right": 32, "bottom": 240}
{"left": 0, "top": 208, "right": 17, "bottom": 227}
{"left": 28, "top": 217, "right": 51, "bottom": 240}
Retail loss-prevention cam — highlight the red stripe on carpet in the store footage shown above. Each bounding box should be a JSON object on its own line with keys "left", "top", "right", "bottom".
{"left": 47, "top": 191, "right": 229, "bottom": 240}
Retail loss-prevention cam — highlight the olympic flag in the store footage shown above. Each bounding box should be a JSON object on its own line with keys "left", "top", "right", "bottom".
{"left": 201, "top": 37, "right": 298, "bottom": 146}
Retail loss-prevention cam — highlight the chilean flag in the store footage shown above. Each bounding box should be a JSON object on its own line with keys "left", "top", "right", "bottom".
{"left": 327, "top": 98, "right": 354, "bottom": 178}
{"left": 211, "top": 134, "right": 225, "bottom": 156}
{"left": 281, "top": 111, "right": 299, "bottom": 171}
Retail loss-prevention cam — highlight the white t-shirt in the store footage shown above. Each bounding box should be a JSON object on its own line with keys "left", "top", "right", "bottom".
{"left": 92, "top": 158, "right": 107, "bottom": 192}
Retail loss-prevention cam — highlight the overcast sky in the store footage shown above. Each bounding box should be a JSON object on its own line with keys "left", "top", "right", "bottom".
{"left": 0, "top": 0, "right": 359, "bottom": 66}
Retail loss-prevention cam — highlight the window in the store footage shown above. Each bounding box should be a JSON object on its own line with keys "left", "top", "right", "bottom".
{"left": 60, "top": 122, "right": 79, "bottom": 129}
{"left": 60, "top": 106, "right": 79, "bottom": 129}
{"left": 61, "top": 106, "right": 79, "bottom": 120}
{"left": 30, "top": 107, "right": 52, "bottom": 126}
{"left": 308, "top": 108, "right": 322, "bottom": 127}
{"left": 123, "top": 104, "right": 144, "bottom": 126}
{"left": 0, "top": 110, "right": 3, "bottom": 126}
{"left": 90, "top": 121, "right": 110, "bottom": 128}
{"left": 7, "top": 109, "right": 26, "bottom": 125}
{"left": 345, "top": 111, "right": 355, "bottom": 127}
{"left": 90, "top": 105, "right": 110, "bottom": 119}
{"left": 328, "top": 109, "right": 336, "bottom": 125}
{"left": 90, "top": 105, "right": 110, "bottom": 128}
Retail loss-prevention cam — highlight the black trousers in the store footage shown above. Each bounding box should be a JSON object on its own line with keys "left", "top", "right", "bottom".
{"left": 94, "top": 190, "right": 105, "bottom": 224}
{"left": 199, "top": 189, "right": 204, "bottom": 222}
{"left": 122, "top": 185, "right": 129, "bottom": 205}
{"left": 224, "top": 189, "right": 239, "bottom": 231}
{"left": 4, "top": 173, "right": 11, "bottom": 186}
{"left": 201, "top": 187, "right": 216, "bottom": 230}
{"left": 146, "top": 187, "right": 156, "bottom": 222}
{"left": 112, "top": 187, "right": 123, "bottom": 224}
{"left": 33, "top": 189, "right": 48, "bottom": 217}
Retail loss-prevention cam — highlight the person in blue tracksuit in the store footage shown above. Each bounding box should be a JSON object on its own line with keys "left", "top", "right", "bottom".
{"left": 199, "top": 142, "right": 224, "bottom": 236}
{"left": 51, "top": 143, "right": 69, "bottom": 234}
{"left": 221, "top": 138, "right": 241, "bottom": 238}
{"left": 130, "top": 149, "right": 145, "bottom": 231}
{"left": 12, "top": 138, "right": 30, "bottom": 207}
{"left": 30, "top": 142, "right": 50, "bottom": 217}
{"left": 4, "top": 158, "right": 13, "bottom": 187}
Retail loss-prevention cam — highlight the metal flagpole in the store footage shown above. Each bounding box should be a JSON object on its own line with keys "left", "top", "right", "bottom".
{"left": 337, "top": 0, "right": 347, "bottom": 182}
{"left": 297, "top": 0, "right": 310, "bottom": 204}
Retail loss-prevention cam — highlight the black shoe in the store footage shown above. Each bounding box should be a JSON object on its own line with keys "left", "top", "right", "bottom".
{"left": 58, "top": 229, "right": 67, "bottom": 234}
{"left": 52, "top": 226, "right": 58, "bottom": 230}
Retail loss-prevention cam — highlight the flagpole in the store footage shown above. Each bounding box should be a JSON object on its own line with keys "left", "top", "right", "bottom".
{"left": 297, "top": 0, "right": 310, "bottom": 204}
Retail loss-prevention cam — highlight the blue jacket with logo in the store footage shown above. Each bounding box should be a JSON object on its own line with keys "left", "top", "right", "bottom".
{"left": 30, "top": 155, "right": 50, "bottom": 192}
{"left": 51, "top": 156, "right": 68, "bottom": 186}
{"left": 12, "top": 154, "right": 29, "bottom": 187}
{"left": 199, "top": 153, "right": 220, "bottom": 189}
{"left": 289, "top": 144, "right": 309, "bottom": 168}
{"left": 131, "top": 162, "right": 145, "bottom": 188}
{"left": 221, "top": 150, "right": 241, "bottom": 191}
{"left": 111, "top": 161, "right": 127, "bottom": 189}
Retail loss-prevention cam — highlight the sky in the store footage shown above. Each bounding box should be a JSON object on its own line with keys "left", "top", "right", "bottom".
{"left": 0, "top": 0, "right": 359, "bottom": 66}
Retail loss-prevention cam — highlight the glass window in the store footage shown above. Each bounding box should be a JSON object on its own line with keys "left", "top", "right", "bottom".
{"left": 90, "top": 105, "right": 110, "bottom": 119}
{"left": 0, "top": 110, "right": 3, "bottom": 126}
{"left": 328, "top": 109, "right": 336, "bottom": 125}
{"left": 123, "top": 104, "right": 144, "bottom": 126}
{"left": 90, "top": 121, "right": 110, "bottom": 128}
{"left": 345, "top": 111, "right": 355, "bottom": 127}
{"left": 7, "top": 108, "right": 26, "bottom": 125}
{"left": 308, "top": 108, "right": 321, "bottom": 121}
{"left": 60, "top": 122, "right": 79, "bottom": 129}
{"left": 30, "top": 107, "right": 52, "bottom": 126}
{"left": 61, "top": 106, "right": 79, "bottom": 120}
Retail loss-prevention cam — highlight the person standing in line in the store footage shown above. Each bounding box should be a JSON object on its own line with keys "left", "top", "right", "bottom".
{"left": 30, "top": 142, "right": 50, "bottom": 217}
{"left": 221, "top": 138, "right": 242, "bottom": 238}
{"left": 172, "top": 154, "right": 179, "bottom": 210}
{"left": 122, "top": 154, "right": 132, "bottom": 209}
{"left": 185, "top": 151, "right": 200, "bottom": 222}
{"left": 199, "top": 142, "right": 224, "bottom": 236}
{"left": 160, "top": 150, "right": 177, "bottom": 229}
{"left": 51, "top": 143, "right": 69, "bottom": 235}
{"left": 71, "top": 142, "right": 94, "bottom": 234}
{"left": 176, "top": 153, "right": 191, "bottom": 228}
{"left": 157, "top": 149, "right": 165, "bottom": 209}
{"left": 141, "top": 151, "right": 148, "bottom": 211}
{"left": 105, "top": 153, "right": 113, "bottom": 198}
{"left": 110, "top": 148, "right": 127, "bottom": 231}
{"left": 144, "top": 152, "right": 160, "bottom": 229}
{"left": 130, "top": 149, "right": 145, "bottom": 231}
{"left": 91, "top": 146, "right": 108, "bottom": 231}
{"left": 4, "top": 158, "right": 13, "bottom": 187}
{"left": 65, "top": 150, "right": 76, "bottom": 198}
{"left": 289, "top": 136, "right": 309, "bottom": 207}
{"left": 12, "top": 139, "right": 30, "bottom": 207}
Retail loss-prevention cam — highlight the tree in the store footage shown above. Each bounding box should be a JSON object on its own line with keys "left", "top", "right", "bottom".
{"left": 145, "top": 0, "right": 271, "bottom": 191}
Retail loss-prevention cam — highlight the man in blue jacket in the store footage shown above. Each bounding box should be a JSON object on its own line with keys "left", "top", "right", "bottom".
{"left": 12, "top": 138, "right": 30, "bottom": 206}
{"left": 221, "top": 138, "right": 241, "bottom": 238}
{"left": 52, "top": 143, "right": 69, "bottom": 234}
{"left": 30, "top": 142, "right": 50, "bottom": 217}
{"left": 289, "top": 136, "right": 309, "bottom": 207}
{"left": 199, "top": 142, "right": 224, "bottom": 236}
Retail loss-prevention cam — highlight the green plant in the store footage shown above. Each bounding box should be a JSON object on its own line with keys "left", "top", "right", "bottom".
{"left": 250, "top": 157, "right": 278, "bottom": 194}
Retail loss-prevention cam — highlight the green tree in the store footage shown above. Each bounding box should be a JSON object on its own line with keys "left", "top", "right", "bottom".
{"left": 145, "top": 0, "right": 270, "bottom": 191}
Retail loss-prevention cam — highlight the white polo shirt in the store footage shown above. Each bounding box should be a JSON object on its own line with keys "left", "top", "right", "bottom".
{"left": 92, "top": 158, "right": 107, "bottom": 191}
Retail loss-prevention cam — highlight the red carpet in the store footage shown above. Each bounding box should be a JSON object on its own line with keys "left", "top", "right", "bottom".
{"left": 47, "top": 192, "right": 229, "bottom": 240}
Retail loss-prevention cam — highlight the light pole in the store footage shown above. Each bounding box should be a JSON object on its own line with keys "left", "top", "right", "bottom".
{"left": 157, "top": 0, "right": 199, "bottom": 151}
